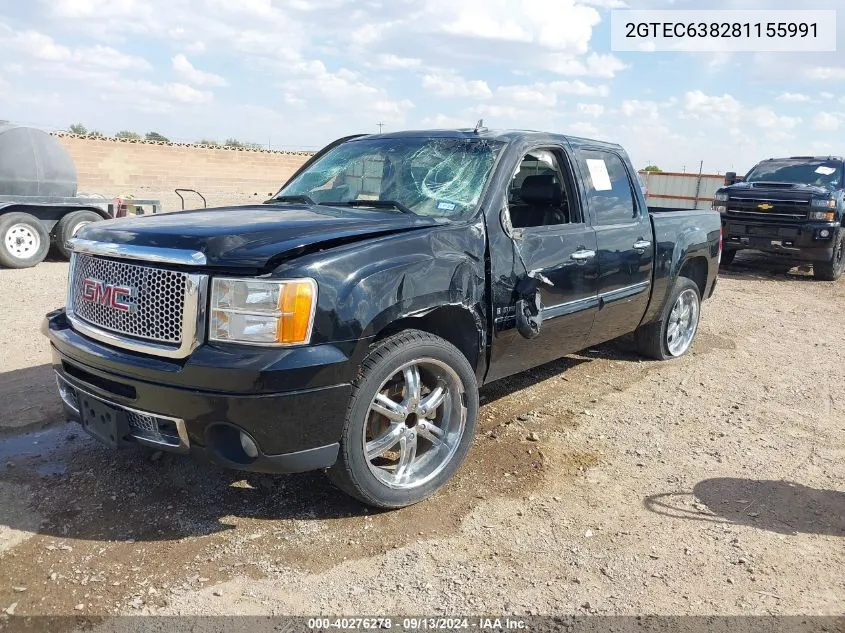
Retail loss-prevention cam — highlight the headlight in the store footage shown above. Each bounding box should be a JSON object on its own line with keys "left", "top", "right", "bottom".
{"left": 808, "top": 210, "right": 835, "bottom": 221}
{"left": 714, "top": 192, "right": 729, "bottom": 202}
{"left": 810, "top": 198, "right": 836, "bottom": 209}
{"left": 209, "top": 278, "right": 317, "bottom": 345}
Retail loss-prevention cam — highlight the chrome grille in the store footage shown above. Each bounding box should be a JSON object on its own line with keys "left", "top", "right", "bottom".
{"left": 67, "top": 251, "right": 207, "bottom": 359}
{"left": 70, "top": 253, "right": 186, "bottom": 343}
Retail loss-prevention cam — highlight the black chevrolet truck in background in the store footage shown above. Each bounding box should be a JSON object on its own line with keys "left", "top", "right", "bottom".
{"left": 44, "top": 128, "right": 721, "bottom": 508}
{"left": 715, "top": 156, "right": 845, "bottom": 280}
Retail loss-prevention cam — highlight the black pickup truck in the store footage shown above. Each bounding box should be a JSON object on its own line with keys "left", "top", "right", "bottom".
{"left": 43, "top": 128, "right": 721, "bottom": 508}
{"left": 715, "top": 156, "right": 845, "bottom": 280}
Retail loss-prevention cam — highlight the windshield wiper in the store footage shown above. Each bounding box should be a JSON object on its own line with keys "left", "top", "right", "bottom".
{"left": 265, "top": 194, "right": 315, "bottom": 205}
{"left": 325, "top": 200, "right": 416, "bottom": 215}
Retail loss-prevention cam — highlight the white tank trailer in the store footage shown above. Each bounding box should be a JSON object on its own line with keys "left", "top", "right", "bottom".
{"left": 0, "top": 125, "right": 161, "bottom": 268}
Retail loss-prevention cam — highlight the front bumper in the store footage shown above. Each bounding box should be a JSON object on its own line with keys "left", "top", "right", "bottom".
{"left": 721, "top": 217, "right": 839, "bottom": 261}
{"left": 46, "top": 309, "right": 358, "bottom": 474}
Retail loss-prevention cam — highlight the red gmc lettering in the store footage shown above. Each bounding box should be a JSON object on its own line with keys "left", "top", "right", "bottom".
{"left": 81, "top": 278, "right": 133, "bottom": 312}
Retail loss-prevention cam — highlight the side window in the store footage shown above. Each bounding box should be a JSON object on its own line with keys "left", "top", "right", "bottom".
{"left": 577, "top": 150, "right": 638, "bottom": 225}
{"left": 507, "top": 149, "right": 578, "bottom": 228}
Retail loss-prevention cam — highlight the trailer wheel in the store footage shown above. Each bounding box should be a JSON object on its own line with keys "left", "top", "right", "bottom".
{"left": 813, "top": 230, "right": 844, "bottom": 281}
{"left": 0, "top": 212, "right": 50, "bottom": 269}
{"left": 54, "top": 210, "right": 102, "bottom": 259}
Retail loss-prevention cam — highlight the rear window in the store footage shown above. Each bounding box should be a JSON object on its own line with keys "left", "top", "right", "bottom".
{"left": 744, "top": 159, "right": 843, "bottom": 188}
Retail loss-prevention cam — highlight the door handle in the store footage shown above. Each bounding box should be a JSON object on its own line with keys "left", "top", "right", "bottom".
{"left": 570, "top": 249, "right": 596, "bottom": 261}
{"left": 633, "top": 240, "right": 652, "bottom": 251}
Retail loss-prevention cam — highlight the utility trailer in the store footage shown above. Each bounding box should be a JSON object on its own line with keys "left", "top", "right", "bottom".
{"left": 0, "top": 124, "right": 160, "bottom": 269}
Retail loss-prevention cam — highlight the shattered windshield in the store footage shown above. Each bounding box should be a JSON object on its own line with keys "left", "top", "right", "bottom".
{"left": 277, "top": 137, "right": 503, "bottom": 218}
{"left": 744, "top": 159, "right": 843, "bottom": 189}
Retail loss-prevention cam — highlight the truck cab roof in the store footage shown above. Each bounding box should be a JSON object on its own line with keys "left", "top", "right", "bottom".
{"left": 356, "top": 128, "right": 626, "bottom": 153}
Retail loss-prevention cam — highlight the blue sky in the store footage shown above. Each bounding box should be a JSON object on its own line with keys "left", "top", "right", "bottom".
{"left": 0, "top": 0, "right": 842, "bottom": 173}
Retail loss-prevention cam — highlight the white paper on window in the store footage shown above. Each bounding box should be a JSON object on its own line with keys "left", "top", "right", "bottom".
{"left": 586, "top": 159, "right": 613, "bottom": 191}
{"left": 815, "top": 166, "right": 836, "bottom": 175}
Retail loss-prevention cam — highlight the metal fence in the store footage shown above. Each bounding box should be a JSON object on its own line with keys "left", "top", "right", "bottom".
{"left": 638, "top": 170, "right": 727, "bottom": 209}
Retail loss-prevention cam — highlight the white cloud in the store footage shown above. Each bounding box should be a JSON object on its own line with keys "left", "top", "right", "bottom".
{"left": 373, "top": 99, "right": 415, "bottom": 119}
{"left": 496, "top": 85, "right": 557, "bottom": 108}
{"left": 806, "top": 67, "right": 845, "bottom": 80}
{"left": 579, "top": 0, "right": 627, "bottom": 7}
{"left": 374, "top": 54, "right": 422, "bottom": 70}
{"left": 100, "top": 78, "right": 214, "bottom": 113}
{"left": 620, "top": 100, "right": 660, "bottom": 120}
{"left": 421, "top": 113, "right": 471, "bottom": 128}
{"left": 432, "top": 0, "right": 600, "bottom": 52}
{"left": 683, "top": 90, "right": 741, "bottom": 119}
{"left": 813, "top": 112, "right": 842, "bottom": 131}
{"left": 1, "top": 26, "right": 151, "bottom": 72}
{"left": 820, "top": 92, "right": 834, "bottom": 100}
{"left": 172, "top": 54, "right": 228, "bottom": 87}
{"left": 550, "top": 80, "right": 609, "bottom": 97}
{"left": 545, "top": 52, "right": 627, "bottom": 78}
{"left": 776, "top": 92, "right": 811, "bottom": 103}
{"left": 422, "top": 72, "right": 492, "bottom": 99}
{"left": 576, "top": 103, "right": 605, "bottom": 117}
{"left": 567, "top": 121, "right": 603, "bottom": 138}
{"left": 474, "top": 104, "right": 523, "bottom": 120}
{"left": 748, "top": 107, "right": 801, "bottom": 130}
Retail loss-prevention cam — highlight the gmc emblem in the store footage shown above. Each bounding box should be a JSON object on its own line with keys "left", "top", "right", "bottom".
{"left": 81, "top": 278, "right": 136, "bottom": 313}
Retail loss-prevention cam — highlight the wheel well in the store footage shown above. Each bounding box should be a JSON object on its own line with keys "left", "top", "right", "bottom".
{"left": 375, "top": 305, "right": 482, "bottom": 370}
{"left": 678, "top": 256, "right": 708, "bottom": 298}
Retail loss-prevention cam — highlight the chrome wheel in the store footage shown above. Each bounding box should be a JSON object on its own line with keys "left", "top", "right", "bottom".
{"left": 363, "top": 358, "right": 467, "bottom": 490}
{"left": 4, "top": 223, "right": 41, "bottom": 259}
{"left": 666, "top": 288, "right": 699, "bottom": 356}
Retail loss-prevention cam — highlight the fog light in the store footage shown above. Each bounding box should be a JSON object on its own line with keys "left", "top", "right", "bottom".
{"left": 820, "top": 229, "right": 831, "bottom": 238}
{"left": 240, "top": 432, "right": 259, "bottom": 458}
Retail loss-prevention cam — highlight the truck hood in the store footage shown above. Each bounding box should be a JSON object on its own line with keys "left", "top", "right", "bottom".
{"left": 725, "top": 181, "right": 834, "bottom": 199}
{"left": 77, "top": 203, "right": 441, "bottom": 268}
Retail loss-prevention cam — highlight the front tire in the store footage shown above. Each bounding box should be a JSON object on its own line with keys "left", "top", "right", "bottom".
{"left": 0, "top": 212, "right": 50, "bottom": 269}
{"left": 813, "top": 231, "right": 844, "bottom": 281}
{"left": 635, "top": 277, "right": 701, "bottom": 360}
{"left": 54, "top": 210, "right": 102, "bottom": 259}
{"left": 328, "top": 330, "right": 479, "bottom": 509}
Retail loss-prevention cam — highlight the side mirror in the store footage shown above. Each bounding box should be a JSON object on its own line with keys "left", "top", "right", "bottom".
{"left": 725, "top": 172, "right": 737, "bottom": 186}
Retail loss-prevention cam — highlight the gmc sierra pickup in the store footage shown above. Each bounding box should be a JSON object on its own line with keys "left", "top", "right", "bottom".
{"left": 44, "top": 128, "right": 721, "bottom": 508}
{"left": 715, "top": 156, "right": 845, "bottom": 280}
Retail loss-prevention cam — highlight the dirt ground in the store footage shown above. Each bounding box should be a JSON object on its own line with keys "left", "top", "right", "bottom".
{"left": 0, "top": 249, "right": 842, "bottom": 628}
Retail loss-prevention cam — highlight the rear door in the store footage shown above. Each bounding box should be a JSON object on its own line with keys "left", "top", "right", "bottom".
{"left": 571, "top": 146, "right": 654, "bottom": 345}
{"left": 486, "top": 145, "right": 599, "bottom": 382}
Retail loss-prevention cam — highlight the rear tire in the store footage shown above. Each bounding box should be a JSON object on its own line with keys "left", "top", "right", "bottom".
{"left": 719, "top": 249, "right": 737, "bottom": 267}
{"left": 0, "top": 212, "right": 50, "bottom": 269}
{"left": 813, "top": 231, "right": 844, "bottom": 281}
{"left": 328, "top": 329, "right": 479, "bottom": 509}
{"left": 54, "top": 210, "right": 102, "bottom": 259}
{"left": 635, "top": 277, "right": 701, "bottom": 360}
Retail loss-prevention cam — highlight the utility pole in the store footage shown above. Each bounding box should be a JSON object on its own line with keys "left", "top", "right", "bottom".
{"left": 377, "top": 122, "right": 385, "bottom": 133}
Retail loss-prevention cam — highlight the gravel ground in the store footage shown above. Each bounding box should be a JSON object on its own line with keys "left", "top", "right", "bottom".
{"left": 0, "top": 250, "right": 842, "bottom": 628}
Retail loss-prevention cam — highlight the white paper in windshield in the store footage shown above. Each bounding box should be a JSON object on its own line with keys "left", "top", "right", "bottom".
{"left": 586, "top": 159, "right": 613, "bottom": 191}
{"left": 815, "top": 166, "right": 836, "bottom": 175}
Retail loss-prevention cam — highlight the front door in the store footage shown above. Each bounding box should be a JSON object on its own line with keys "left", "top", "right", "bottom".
{"left": 486, "top": 146, "right": 599, "bottom": 382}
